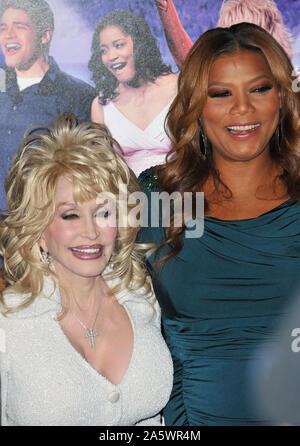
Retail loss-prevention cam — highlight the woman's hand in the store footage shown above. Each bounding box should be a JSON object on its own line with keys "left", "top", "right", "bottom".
{"left": 154, "top": 0, "right": 192, "bottom": 68}
{"left": 155, "top": 1, "right": 169, "bottom": 12}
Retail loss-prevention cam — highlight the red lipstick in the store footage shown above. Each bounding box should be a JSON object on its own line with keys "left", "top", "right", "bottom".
{"left": 70, "top": 244, "right": 103, "bottom": 260}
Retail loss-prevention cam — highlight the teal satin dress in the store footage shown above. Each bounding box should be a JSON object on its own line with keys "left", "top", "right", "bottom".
{"left": 138, "top": 168, "right": 300, "bottom": 426}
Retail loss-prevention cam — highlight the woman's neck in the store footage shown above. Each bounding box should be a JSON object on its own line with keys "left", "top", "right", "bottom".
{"left": 117, "top": 78, "right": 147, "bottom": 95}
{"left": 56, "top": 271, "right": 107, "bottom": 311}
{"left": 208, "top": 153, "right": 286, "bottom": 201}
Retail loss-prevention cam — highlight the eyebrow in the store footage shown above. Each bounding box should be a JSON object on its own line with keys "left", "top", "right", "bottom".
{"left": 100, "top": 38, "right": 126, "bottom": 47}
{"left": 0, "top": 21, "right": 30, "bottom": 27}
{"left": 57, "top": 201, "right": 107, "bottom": 208}
{"left": 57, "top": 202, "right": 77, "bottom": 208}
{"left": 208, "top": 74, "right": 273, "bottom": 87}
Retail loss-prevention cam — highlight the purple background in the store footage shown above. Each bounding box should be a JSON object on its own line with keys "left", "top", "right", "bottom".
{"left": 1, "top": 0, "right": 300, "bottom": 84}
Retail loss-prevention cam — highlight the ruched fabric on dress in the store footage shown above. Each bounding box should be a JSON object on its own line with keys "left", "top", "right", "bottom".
{"left": 138, "top": 168, "right": 300, "bottom": 425}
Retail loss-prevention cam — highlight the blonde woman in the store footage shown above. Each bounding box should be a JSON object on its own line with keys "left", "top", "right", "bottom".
{"left": 0, "top": 114, "right": 172, "bottom": 426}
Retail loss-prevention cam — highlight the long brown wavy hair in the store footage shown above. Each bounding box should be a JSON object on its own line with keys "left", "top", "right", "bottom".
{"left": 155, "top": 22, "right": 300, "bottom": 269}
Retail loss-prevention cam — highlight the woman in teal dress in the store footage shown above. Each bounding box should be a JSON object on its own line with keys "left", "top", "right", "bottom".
{"left": 138, "top": 23, "right": 300, "bottom": 425}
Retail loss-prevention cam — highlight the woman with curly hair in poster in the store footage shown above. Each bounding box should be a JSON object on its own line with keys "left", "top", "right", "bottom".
{"left": 89, "top": 9, "right": 177, "bottom": 176}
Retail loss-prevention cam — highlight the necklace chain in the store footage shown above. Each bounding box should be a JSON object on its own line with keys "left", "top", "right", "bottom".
{"left": 71, "top": 309, "right": 100, "bottom": 348}
{"left": 70, "top": 308, "right": 99, "bottom": 331}
{"left": 69, "top": 288, "right": 100, "bottom": 349}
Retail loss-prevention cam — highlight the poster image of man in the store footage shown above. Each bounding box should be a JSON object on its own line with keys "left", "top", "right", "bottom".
{"left": 0, "top": 0, "right": 95, "bottom": 213}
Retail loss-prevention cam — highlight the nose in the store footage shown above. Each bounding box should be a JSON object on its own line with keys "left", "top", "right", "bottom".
{"left": 105, "top": 47, "right": 118, "bottom": 62}
{"left": 230, "top": 92, "right": 255, "bottom": 115}
{"left": 5, "top": 24, "right": 17, "bottom": 39}
{"left": 81, "top": 216, "right": 100, "bottom": 240}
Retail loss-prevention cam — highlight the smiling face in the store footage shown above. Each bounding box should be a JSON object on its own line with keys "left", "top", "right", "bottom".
{"left": 99, "top": 25, "right": 135, "bottom": 84}
{"left": 40, "top": 176, "right": 117, "bottom": 282}
{"left": 0, "top": 7, "right": 49, "bottom": 71}
{"left": 201, "top": 50, "right": 281, "bottom": 164}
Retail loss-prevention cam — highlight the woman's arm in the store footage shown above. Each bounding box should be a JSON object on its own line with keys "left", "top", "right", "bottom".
{"left": 91, "top": 96, "right": 104, "bottom": 124}
{"left": 155, "top": 0, "right": 193, "bottom": 68}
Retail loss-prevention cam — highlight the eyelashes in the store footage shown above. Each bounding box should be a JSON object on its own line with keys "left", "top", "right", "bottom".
{"left": 208, "top": 84, "right": 274, "bottom": 98}
{"left": 99, "top": 41, "right": 126, "bottom": 55}
{"left": 61, "top": 213, "right": 78, "bottom": 220}
{"left": 61, "top": 209, "right": 111, "bottom": 220}
{"left": 251, "top": 84, "right": 273, "bottom": 94}
{"left": 208, "top": 90, "right": 231, "bottom": 98}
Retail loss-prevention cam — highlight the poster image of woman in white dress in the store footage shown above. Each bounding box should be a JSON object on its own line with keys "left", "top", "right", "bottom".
{"left": 88, "top": 9, "right": 177, "bottom": 176}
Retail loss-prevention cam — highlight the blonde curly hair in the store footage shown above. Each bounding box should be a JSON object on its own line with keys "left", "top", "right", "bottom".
{"left": 0, "top": 113, "right": 152, "bottom": 312}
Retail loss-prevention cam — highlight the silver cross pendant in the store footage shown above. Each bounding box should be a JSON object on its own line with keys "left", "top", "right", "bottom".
{"left": 85, "top": 328, "right": 99, "bottom": 348}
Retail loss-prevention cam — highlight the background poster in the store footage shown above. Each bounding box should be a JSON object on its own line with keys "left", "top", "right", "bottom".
{"left": 7, "top": 0, "right": 298, "bottom": 83}
{"left": 0, "top": 0, "right": 299, "bottom": 187}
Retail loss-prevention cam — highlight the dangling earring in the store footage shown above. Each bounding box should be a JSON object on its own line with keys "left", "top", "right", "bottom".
{"left": 276, "top": 121, "right": 282, "bottom": 151}
{"left": 198, "top": 118, "right": 208, "bottom": 160}
{"left": 275, "top": 108, "right": 282, "bottom": 153}
{"left": 41, "top": 249, "right": 51, "bottom": 266}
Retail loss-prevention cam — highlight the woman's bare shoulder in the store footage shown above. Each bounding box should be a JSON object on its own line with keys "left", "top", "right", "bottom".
{"left": 91, "top": 96, "right": 104, "bottom": 124}
{"left": 158, "top": 73, "right": 177, "bottom": 93}
{"left": 159, "top": 72, "right": 178, "bottom": 86}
